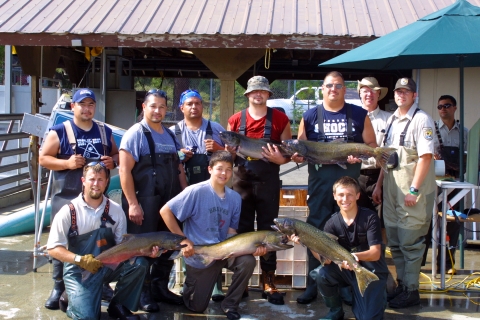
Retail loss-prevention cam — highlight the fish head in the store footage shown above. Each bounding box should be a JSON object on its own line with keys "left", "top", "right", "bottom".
{"left": 282, "top": 139, "right": 306, "bottom": 156}
{"left": 263, "top": 231, "right": 294, "bottom": 250}
{"left": 219, "top": 131, "right": 241, "bottom": 147}
{"left": 272, "top": 218, "right": 297, "bottom": 236}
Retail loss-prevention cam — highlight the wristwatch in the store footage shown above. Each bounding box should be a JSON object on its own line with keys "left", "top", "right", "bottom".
{"left": 74, "top": 255, "right": 81, "bottom": 263}
{"left": 409, "top": 187, "right": 419, "bottom": 195}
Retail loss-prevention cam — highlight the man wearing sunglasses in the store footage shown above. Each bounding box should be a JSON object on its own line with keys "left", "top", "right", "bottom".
{"left": 430, "top": 95, "right": 468, "bottom": 275}
{"left": 120, "top": 89, "right": 188, "bottom": 312}
{"left": 47, "top": 163, "right": 156, "bottom": 320}
{"left": 372, "top": 78, "right": 436, "bottom": 308}
{"left": 40, "top": 88, "right": 119, "bottom": 310}
{"left": 291, "top": 71, "right": 377, "bottom": 305}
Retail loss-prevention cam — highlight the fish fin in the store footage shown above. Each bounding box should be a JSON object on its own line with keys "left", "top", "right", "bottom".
{"left": 183, "top": 254, "right": 215, "bottom": 269}
{"left": 318, "top": 255, "right": 329, "bottom": 266}
{"left": 221, "top": 253, "right": 235, "bottom": 260}
{"left": 271, "top": 225, "right": 281, "bottom": 232}
{"left": 169, "top": 250, "right": 183, "bottom": 260}
{"left": 120, "top": 234, "right": 135, "bottom": 243}
{"left": 324, "top": 232, "right": 338, "bottom": 241}
{"left": 329, "top": 139, "right": 346, "bottom": 144}
{"left": 337, "top": 163, "right": 348, "bottom": 169}
{"left": 353, "top": 265, "right": 379, "bottom": 297}
{"left": 375, "top": 147, "right": 397, "bottom": 173}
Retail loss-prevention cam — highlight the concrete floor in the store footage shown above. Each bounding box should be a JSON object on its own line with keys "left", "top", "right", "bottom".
{"left": 1, "top": 226, "right": 480, "bottom": 320}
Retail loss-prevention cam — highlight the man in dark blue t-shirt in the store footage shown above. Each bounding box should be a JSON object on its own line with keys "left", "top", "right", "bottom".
{"left": 291, "top": 71, "right": 377, "bottom": 304}
{"left": 40, "top": 88, "right": 119, "bottom": 310}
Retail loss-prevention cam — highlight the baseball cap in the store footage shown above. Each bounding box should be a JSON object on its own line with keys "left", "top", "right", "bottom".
{"left": 357, "top": 77, "right": 388, "bottom": 100}
{"left": 244, "top": 76, "right": 273, "bottom": 97}
{"left": 72, "top": 89, "right": 96, "bottom": 103}
{"left": 394, "top": 78, "right": 417, "bottom": 93}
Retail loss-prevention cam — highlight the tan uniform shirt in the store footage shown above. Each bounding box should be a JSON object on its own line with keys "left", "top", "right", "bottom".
{"left": 361, "top": 106, "right": 392, "bottom": 169}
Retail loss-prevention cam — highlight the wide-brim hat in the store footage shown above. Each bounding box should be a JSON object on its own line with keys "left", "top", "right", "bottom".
{"left": 357, "top": 77, "right": 388, "bottom": 100}
{"left": 244, "top": 76, "right": 273, "bottom": 97}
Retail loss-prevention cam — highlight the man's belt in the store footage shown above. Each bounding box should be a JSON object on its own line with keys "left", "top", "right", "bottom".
{"left": 360, "top": 168, "right": 381, "bottom": 175}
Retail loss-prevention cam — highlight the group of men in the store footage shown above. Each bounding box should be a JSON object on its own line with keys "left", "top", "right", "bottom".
{"left": 41, "top": 70, "right": 467, "bottom": 319}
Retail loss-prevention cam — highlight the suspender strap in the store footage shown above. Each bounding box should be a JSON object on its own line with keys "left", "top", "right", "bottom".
{"left": 399, "top": 108, "right": 419, "bottom": 146}
{"left": 346, "top": 104, "right": 353, "bottom": 142}
{"left": 206, "top": 120, "right": 213, "bottom": 156}
{"left": 100, "top": 199, "right": 115, "bottom": 227}
{"left": 96, "top": 122, "right": 109, "bottom": 156}
{"left": 141, "top": 124, "right": 157, "bottom": 176}
{"left": 239, "top": 108, "right": 273, "bottom": 139}
{"left": 175, "top": 123, "right": 183, "bottom": 147}
{"left": 63, "top": 120, "right": 77, "bottom": 154}
{"left": 68, "top": 203, "right": 78, "bottom": 239}
{"left": 264, "top": 107, "right": 273, "bottom": 139}
{"left": 434, "top": 121, "right": 444, "bottom": 150}
{"left": 384, "top": 108, "right": 420, "bottom": 147}
{"left": 239, "top": 110, "right": 247, "bottom": 135}
{"left": 316, "top": 104, "right": 326, "bottom": 142}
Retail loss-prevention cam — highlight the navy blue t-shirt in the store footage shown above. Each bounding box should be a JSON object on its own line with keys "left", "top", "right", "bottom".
{"left": 303, "top": 103, "right": 367, "bottom": 143}
{"left": 50, "top": 120, "right": 113, "bottom": 158}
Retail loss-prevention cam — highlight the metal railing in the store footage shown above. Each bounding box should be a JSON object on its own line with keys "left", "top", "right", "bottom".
{"left": 0, "top": 113, "right": 48, "bottom": 199}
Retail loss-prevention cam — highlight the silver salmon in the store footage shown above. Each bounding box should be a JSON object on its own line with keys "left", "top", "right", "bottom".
{"left": 95, "top": 231, "right": 187, "bottom": 270}
{"left": 220, "top": 131, "right": 291, "bottom": 162}
{"left": 272, "top": 218, "right": 378, "bottom": 296}
{"left": 171, "top": 230, "right": 293, "bottom": 269}
{"left": 282, "top": 139, "right": 396, "bottom": 171}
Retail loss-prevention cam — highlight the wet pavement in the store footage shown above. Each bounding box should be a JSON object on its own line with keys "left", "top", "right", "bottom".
{"left": 1, "top": 226, "right": 480, "bottom": 320}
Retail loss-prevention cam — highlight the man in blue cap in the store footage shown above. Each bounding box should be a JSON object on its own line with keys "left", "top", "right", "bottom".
{"left": 40, "top": 88, "right": 119, "bottom": 310}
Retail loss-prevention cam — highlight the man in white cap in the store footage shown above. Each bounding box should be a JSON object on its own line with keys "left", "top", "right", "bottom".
{"left": 373, "top": 77, "right": 436, "bottom": 308}
{"left": 226, "top": 75, "right": 292, "bottom": 305}
{"left": 357, "top": 77, "right": 391, "bottom": 215}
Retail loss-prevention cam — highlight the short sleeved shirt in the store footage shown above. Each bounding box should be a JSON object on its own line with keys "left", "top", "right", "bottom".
{"left": 169, "top": 119, "right": 225, "bottom": 154}
{"left": 384, "top": 104, "right": 435, "bottom": 156}
{"left": 434, "top": 119, "right": 468, "bottom": 151}
{"left": 324, "top": 207, "right": 388, "bottom": 274}
{"left": 120, "top": 119, "right": 181, "bottom": 162}
{"left": 47, "top": 195, "right": 127, "bottom": 250}
{"left": 50, "top": 120, "right": 113, "bottom": 158}
{"left": 166, "top": 180, "right": 241, "bottom": 246}
{"left": 228, "top": 108, "right": 289, "bottom": 142}
{"left": 302, "top": 103, "right": 367, "bottom": 143}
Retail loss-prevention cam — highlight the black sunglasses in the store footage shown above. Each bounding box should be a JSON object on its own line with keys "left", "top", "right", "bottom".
{"left": 145, "top": 89, "right": 168, "bottom": 99}
{"left": 437, "top": 103, "right": 453, "bottom": 110}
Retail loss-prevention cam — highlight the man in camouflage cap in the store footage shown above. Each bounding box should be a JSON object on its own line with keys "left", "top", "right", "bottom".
{"left": 226, "top": 75, "right": 292, "bottom": 305}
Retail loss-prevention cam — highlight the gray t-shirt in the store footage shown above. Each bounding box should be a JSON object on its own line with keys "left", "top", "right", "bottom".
{"left": 167, "top": 180, "right": 241, "bottom": 245}
{"left": 169, "top": 119, "right": 225, "bottom": 154}
{"left": 120, "top": 119, "right": 181, "bottom": 161}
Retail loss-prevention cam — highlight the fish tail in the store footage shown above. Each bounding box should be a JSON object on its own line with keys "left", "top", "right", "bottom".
{"left": 375, "top": 147, "right": 397, "bottom": 173}
{"left": 354, "top": 265, "right": 379, "bottom": 297}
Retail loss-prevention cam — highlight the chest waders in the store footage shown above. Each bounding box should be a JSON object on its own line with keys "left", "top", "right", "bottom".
{"left": 45, "top": 121, "right": 108, "bottom": 310}
{"left": 299, "top": 104, "right": 361, "bottom": 304}
{"left": 232, "top": 108, "right": 284, "bottom": 305}
{"left": 382, "top": 109, "right": 436, "bottom": 291}
{"left": 175, "top": 121, "right": 213, "bottom": 185}
{"left": 121, "top": 124, "right": 183, "bottom": 308}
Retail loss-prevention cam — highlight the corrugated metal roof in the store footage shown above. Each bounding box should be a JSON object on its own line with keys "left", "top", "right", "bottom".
{"left": 1, "top": 0, "right": 479, "bottom": 48}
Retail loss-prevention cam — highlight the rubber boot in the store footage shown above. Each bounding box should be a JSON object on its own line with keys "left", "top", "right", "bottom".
{"left": 339, "top": 286, "right": 352, "bottom": 306}
{"left": 261, "top": 271, "right": 284, "bottom": 305}
{"left": 138, "top": 273, "right": 159, "bottom": 312}
{"left": 297, "top": 267, "right": 319, "bottom": 304}
{"left": 387, "top": 280, "right": 405, "bottom": 302}
{"left": 59, "top": 291, "right": 68, "bottom": 313}
{"left": 151, "top": 258, "right": 183, "bottom": 305}
{"left": 45, "top": 259, "right": 64, "bottom": 310}
{"left": 321, "top": 294, "right": 344, "bottom": 320}
{"left": 211, "top": 271, "right": 225, "bottom": 302}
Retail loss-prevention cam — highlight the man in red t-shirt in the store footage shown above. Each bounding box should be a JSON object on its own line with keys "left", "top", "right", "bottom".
{"left": 227, "top": 76, "right": 292, "bottom": 305}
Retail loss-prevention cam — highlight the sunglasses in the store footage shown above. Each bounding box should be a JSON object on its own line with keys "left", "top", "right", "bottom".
{"left": 324, "top": 83, "right": 344, "bottom": 90}
{"left": 86, "top": 161, "right": 107, "bottom": 168}
{"left": 145, "top": 89, "right": 168, "bottom": 99}
{"left": 437, "top": 103, "right": 453, "bottom": 110}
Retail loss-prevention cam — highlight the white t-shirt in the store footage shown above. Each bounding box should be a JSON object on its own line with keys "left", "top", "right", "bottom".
{"left": 47, "top": 194, "right": 127, "bottom": 250}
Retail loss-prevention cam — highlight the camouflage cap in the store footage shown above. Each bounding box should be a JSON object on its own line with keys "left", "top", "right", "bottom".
{"left": 244, "top": 76, "right": 273, "bottom": 97}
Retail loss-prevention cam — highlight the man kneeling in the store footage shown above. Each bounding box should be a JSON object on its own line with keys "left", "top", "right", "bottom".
{"left": 47, "top": 163, "right": 158, "bottom": 320}
{"left": 291, "top": 176, "right": 388, "bottom": 320}
{"left": 160, "top": 151, "right": 263, "bottom": 320}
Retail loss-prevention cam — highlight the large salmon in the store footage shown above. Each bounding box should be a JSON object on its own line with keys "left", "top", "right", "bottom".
{"left": 272, "top": 218, "right": 378, "bottom": 296}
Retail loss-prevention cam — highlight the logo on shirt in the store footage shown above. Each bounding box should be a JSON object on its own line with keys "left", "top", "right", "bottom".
{"left": 423, "top": 127, "right": 433, "bottom": 140}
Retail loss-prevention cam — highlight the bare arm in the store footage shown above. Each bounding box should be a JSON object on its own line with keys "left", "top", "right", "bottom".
{"left": 100, "top": 135, "right": 119, "bottom": 170}
{"left": 297, "top": 118, "right": 307, "bottom": 140}
{"left": 48, "top": 246, "right": 76, "bottom": 264}
{"left": 119, "top": 150, "right": 143, "bottom": 225}
{"left": 405, "top": 153, "right": 433, "bottom": 207}
{"left": 160, "top": 204, "right": 194, "bottom": 257}
{"left": 39, "top": 130, "right": 85, "bottom": 170}
{"left": 362, "top": 116, "right": 378, "bottom": 148}
{"left": 372, "top": 169, "right": 384, "bottom": 204}
{"left": 225, "top": 123, "right": 237, "bottom": 160}
{"left": 178, "top": 163, "right": 188, "bottom": 190}
{"left": 353, "top": 244, "right": 381, "bottom": 262}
